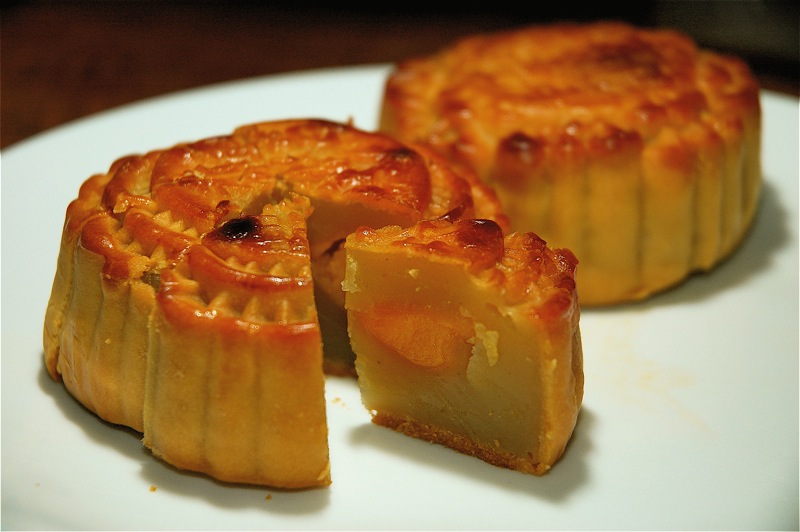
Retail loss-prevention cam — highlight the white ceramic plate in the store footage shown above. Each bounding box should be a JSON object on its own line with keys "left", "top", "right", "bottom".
{"left": 2, "top": 65, "right": 798, "bottom": 530}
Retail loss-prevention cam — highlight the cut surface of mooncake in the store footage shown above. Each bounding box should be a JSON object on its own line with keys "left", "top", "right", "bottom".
{"left": 380, "top": 21, "right": 762, "bottom": 305}
{"left": 343, "top": 218, "right": 583, "bottom": 474}
{"left": 42, "top": 118, "right": 508, "bottom": 488}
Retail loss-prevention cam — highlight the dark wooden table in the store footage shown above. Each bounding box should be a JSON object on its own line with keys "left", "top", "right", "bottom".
{"left": 3, "top": 1, "right": 797, "bottom": 150}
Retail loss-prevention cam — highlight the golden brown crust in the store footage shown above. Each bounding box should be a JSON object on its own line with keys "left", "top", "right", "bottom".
{"left": 380, "top": 21, "right": 762, "bottom": 305}
{"left": 43, "top": 119, "right": 508, "bottom": 488}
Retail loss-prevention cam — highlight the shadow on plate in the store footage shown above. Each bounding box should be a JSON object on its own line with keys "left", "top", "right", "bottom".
{"left": 585, "top": 179, "right": 791, "bottom": 314}
{"left": 37, "top": 363, "right": 331, "bottom": 514}
{"left": 348, "top": 407, "right": 595, "bottom": 503}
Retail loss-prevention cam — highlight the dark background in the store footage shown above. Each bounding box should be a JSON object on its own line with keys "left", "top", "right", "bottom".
{"left": 2, "top": 0, "right": 798, "bottom": 149}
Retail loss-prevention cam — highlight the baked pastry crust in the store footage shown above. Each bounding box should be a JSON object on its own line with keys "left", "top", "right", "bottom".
{"left": 43, "top": 119, "right": 507, "bottom": 488}
{"left": 380, "top": 21, "right": 762, "bottom": 305}
{"left": 344, "top": 218, "right": 583, "bottom": 475}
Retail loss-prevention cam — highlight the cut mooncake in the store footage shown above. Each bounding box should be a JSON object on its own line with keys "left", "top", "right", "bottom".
{"left": 380, "top": 21, "right": 762, "bottom": 305}
{"left": 343, "top": 217, "right": 583, "bottom": 474}
{"left": 42, "top": 118, "right": 509, "bottom": 488}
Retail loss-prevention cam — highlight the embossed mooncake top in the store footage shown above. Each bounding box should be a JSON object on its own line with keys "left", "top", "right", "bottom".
{"left": 381, "top": 21, "right": 761, "bottom": 176}
{"left": 63, "top": 118, "right": 507, "bottom": 323}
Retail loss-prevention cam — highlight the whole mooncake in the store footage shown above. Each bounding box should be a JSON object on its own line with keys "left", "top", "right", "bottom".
{"left": 380, "top": 21, "right": 762, "bottom": 305}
